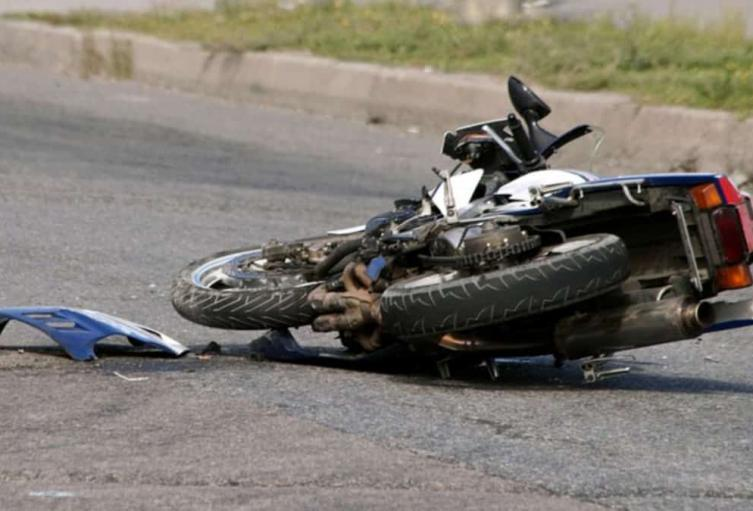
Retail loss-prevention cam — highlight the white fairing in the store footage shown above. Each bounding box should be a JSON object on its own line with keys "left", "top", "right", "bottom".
{"left": 327, "top": 225, "right": 367, "bottom": 236}
{"left": 431, "top": 168, "right": 484, "bottom": 216}
{"left": 494, "top": 170, "right": 590, "bottom": 201}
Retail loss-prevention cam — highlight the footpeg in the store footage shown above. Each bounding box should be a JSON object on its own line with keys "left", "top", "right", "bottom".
{"left": 581, "top": 356, "right": 631, "bottom": 383}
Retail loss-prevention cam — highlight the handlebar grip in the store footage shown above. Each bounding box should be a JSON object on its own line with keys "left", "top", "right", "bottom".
{"left": 507, "top": 113, "right": 538, "bottom": 163}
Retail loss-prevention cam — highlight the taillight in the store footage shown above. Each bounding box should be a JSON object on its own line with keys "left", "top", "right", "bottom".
{"left": 690, "top": 177, "right": 753, "bottom": 290}
{"left": 691, "top": 176, "right": 742, "bottom": 210}
{"left": 718, "top": 176, "right": 742, "bottom": 204}
{"left": 737, "top": 200, "right": 753, "bottom": 253}
{"left": 691, "top": 183, "right": 723, "bottom": 210}
{"left": 716, "top": 264, "right": 753, "bottom": 290}
{"left": 713, "top": 207, "right": 747, "bottom": 264}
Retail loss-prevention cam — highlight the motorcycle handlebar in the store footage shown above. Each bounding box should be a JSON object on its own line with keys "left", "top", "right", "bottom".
{"left": 507, "top": 113, "right": 538, "bottom": 164}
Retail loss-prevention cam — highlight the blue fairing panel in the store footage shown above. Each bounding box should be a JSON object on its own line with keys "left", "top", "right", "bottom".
{"left": 589, "top": 173, "right": 720, "bottom": 187}
{"left": 0, "top": 307, "right": 189, "bottom": 361}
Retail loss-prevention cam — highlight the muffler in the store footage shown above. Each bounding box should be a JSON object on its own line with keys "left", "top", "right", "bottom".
{"left": 554, "top": 297, "right": 715, "bottom": 360}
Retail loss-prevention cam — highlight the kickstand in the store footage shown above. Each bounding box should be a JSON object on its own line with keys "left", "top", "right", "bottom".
{"left": 248, "top": 329, "right": 413, "bottom": 371}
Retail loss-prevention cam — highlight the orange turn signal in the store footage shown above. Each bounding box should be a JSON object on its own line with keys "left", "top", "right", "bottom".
{"left": 691, "top": 183, "right": 723, "bottom": 210}
{"left": 716, "top": 264, "right": 753, "bottom": 290}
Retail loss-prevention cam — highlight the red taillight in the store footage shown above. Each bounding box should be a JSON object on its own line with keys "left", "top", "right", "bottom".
{"left": 713, "top": 207, "right": 747, "bottom": 264}
{"left": 718, "top": 176, "right": 742, "bottom": 205}
{"left": 693, "top": 177, "right": 753, "bottom": 290}
{"left": 737, "top": 201, "right": 753, "bottom": 253}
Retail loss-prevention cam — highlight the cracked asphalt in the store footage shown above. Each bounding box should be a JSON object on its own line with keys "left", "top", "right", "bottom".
{"left": 0, "top": 64, "right": 752, "bottom": 510}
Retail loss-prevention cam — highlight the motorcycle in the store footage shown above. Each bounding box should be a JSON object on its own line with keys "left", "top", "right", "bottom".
{"left": 171, "top": 76, "right": 753, "bottom": 381}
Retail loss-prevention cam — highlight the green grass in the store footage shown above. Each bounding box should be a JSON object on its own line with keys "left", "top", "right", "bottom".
{"left": 12, "top": 1, "right": 753, "bottom": 115}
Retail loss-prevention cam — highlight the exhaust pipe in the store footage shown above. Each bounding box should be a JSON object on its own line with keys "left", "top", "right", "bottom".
{"left": 438, "top": 331, "right": 552, "bottom": 356}
{"left": 554, "top": 297, "right": 715, "bottom": 360}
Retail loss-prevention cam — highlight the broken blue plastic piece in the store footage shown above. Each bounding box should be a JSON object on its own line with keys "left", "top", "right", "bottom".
{"left": 249, "top": 328, "right": 412, "bottom": 369}
{"left": 0, "top": 307, "right": 189, "bottom": 361}
{"left": 366, "top": 256, "right": 387, "bottom": 281}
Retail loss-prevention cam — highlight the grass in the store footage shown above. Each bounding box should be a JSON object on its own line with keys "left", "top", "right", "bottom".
{"left": 11, "top": 1, "right": 753, "bottom": 115}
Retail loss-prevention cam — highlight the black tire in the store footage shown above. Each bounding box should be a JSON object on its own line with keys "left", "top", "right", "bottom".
{"left": 171, "top": 247, "right": 319, "bottom": 330}
{"left": 380, "top": 234, "right": 630, "bottom": 338}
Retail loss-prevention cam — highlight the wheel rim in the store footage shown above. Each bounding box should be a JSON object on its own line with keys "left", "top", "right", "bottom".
{"left": 390, "top": 270, "right": 461, "bottom": 290}
{"left": 190, "top": 249, "right": 316, "bottom": 290}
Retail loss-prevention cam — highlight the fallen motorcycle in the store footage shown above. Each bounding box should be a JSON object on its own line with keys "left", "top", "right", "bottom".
{"left": 171, "top": 76, "right": 753, "bottom": 381}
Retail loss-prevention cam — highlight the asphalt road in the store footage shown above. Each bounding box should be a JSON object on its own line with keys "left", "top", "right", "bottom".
{"left": 0, "top": 64, "right": 752, "bottom": 511}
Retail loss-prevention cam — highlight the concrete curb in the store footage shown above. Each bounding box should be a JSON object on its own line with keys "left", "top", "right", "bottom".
{"left": 0, "top": 19, "right": 750, "bottom": 176}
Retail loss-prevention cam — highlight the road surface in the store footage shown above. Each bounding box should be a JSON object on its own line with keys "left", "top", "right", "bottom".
{"left": 0, "top": 64, "right": 751, "bottom": 510}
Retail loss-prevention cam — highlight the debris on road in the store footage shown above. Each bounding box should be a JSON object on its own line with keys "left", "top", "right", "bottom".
{"left": 249, "top": 328, "right": 418, "bottom": 371}
{"left": 0, "top": 307, "right": 189, "bottom": 361}
{"left": 113, "top": 371, "right": 149, "bottom": 382}
{"left": 28, "top": 490, "right": 76, "bottom": 498}
{"left": 197, "top": 341, "right": 222, "bottom": 360}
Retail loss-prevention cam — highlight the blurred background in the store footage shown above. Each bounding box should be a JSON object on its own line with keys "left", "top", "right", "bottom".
{"left": 2, "top": 1, "right": 752, "bottom": 28}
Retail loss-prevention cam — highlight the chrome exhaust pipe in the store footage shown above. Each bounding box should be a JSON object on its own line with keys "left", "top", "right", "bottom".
{"left": 554, "top": 297, "right": 715, "bottom": 360}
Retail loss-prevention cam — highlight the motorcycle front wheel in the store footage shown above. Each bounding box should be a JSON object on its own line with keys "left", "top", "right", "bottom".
{"left": 171, "top": 234, "right": 351, "bottom": 330}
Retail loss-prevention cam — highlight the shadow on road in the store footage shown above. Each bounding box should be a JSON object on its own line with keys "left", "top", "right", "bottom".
{"left": 391, "top": 360, "right": 753, "bottom": 395}
{"left": 4, "top": 342, "right": 753, "bottom": 395}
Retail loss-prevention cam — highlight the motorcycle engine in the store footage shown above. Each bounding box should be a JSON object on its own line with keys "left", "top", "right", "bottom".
{"left": 430, "top": 223, "right": 540, "bottom": 267}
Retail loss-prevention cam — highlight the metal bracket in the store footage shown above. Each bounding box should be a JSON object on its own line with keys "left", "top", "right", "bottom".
{"left": 529, "top": 185, "right": 580, "bottom": 209}
{"left": 432, "top": 168, "right": 459, "bottom": 224}
{"left": 620, "top": 183, "right": 646, "bottom": 206}
{"left": 672, "top": 201, "right": 703, "bottom": 293}
{"left": 481, "top": 124, "right": 524, "bottom": 169}
{"left": 581, "top": 356, "right": 631, "bottom": 383}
